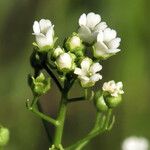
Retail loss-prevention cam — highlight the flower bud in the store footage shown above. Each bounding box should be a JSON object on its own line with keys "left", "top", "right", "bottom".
{"left": 94, "top": 91, "right": 108, "bottom": 112}
{"left": 0, "top": 126, "right": 9, "bottom": 146}
{"left": 105, "top": 94, "right": 122, "bottom": 108}
{"left": 65, "top": 33, "right": 84, "bottom": 57}
{"left": 31, "top": 73, "right": 51, "bottom": 96}
{"left": 52, "top": 46, "right": 64, "bottom": 58}
{"left": 55, "top": 53, "right": 75, "bottom": 72}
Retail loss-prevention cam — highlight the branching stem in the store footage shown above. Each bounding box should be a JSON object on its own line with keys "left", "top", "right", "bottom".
{"left": 26, "top": 98, "right": 59, "bottom": 127}
{"left": 43, "top": 63, "right": 62, "bottom": 92}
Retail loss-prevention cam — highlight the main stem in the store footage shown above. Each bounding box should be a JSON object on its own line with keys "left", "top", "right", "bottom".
{"left": 53, "top": 92, "right": 68, "bottom": 148}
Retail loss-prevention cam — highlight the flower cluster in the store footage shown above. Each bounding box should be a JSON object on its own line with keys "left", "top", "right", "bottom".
{"left": 31, "top": 12, "right": 123, "bottom": 110}
{"left": 29, "top": 12, "right": 125, "bottom": 150}
{"left": 32, "top": 12, "right": 121, "bottom": 89}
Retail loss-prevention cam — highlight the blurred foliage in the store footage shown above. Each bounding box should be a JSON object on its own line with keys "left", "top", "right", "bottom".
{"left": 0, "top": 0, "right": 150, "bottom": 149}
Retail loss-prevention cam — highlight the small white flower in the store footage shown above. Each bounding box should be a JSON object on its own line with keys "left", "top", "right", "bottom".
{"left": 78, "top": 12, "right": 107, "bottom": 44}
{"left": 122, "top": 136, "right": 149, "bottom": 150}
{"left": 56, "top": 53, "right": 74, "bottom": 71}
{"left": 74, "top": 57, "right": 102, "bottom": 88}
{"left": 33, "top": 19, "right": 55, "bottom": 51}
{"left": 93, "top": 28, "right": 121, "bottom": 59}
{"left": 53, "top": 46, "right": 64, "bottom": 58}
{"left": 102, "top": 80, "right": 124, "bottom": 97}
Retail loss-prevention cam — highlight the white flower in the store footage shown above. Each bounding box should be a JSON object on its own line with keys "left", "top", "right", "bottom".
{"left": 74, "top": 57, "right": 102, "bottom": 87}
{"left": 53, "top": 46, "right": 64, "bottom": 58}
{"left": 93, "top": 28, "right": 121, "bottom": 59}
{"left": 122, "top": 136, "right": 149, "bottom": 150}
{"left": 102, "top": 80, "right": 124, "bottom": 97}
{"left": 56, "top": 53, "right": 74, "bottom": 71}
{"left": 78, "top": 12, "right": 107, "bottom": 44}
{"left": 33, "top": 19, "right": 54, "bottom": 51}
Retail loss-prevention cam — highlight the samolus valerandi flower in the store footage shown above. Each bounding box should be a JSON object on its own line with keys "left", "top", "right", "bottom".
{"left": 78, "top": 12, "right": 107, "bottom": 44}
{"left": 33, "top": 19, "right": 55, "bottom": 52}
{"left": 93, "top": 28, "right": 121, "bottom": 59}
{"left": 74, "top": 57, "right": 102, "bottom": 88}
{"left": 55, "top": 52, "right": 75, "bottom": 72}
{"left": 65, "top": 34, "right": 85, "bottom": 57}
{"left": 102, "top": 80, "right": 124, "bottom": 97}
{"left": 122, "top": 136, "right": 149, "bottom": 150}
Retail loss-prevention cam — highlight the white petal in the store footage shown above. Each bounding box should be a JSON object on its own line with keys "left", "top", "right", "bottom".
{"left": 78, "top": 25, "right": 94, "bottom": 43}
{"left": 79, "top": 76, "right": 90, "bottom": 81}
{"left": 39, "top": 19, "right": 52, "bottom": 33}
{"left": 116, "top": 82, "right": 123, "bottom": 88}
{"left": 90, "top": 63, "right": 102, "bottom": 74}
{"left": 79, "top": 13, "right": 87, "bottom": 26}
{"left": 107, "top": 37, "right": 121, "bottom": 49}
{"left": 74, "top": 68, "right": 83, "bottom": 76}
{"left": 90, "top": 74, "right": 102, "bottom": 82}
{"left": 95, "top": 22, "right": 107, "bottom": 31}
{"left": 35, "top": 34, "right": 50, "bottom": 48}
{"left": 86, "top": 12, "right": 101, "bottom": 29}
{"left": 97, "top": 31, "right": 104, "bottom": 42}
{"left": 94, "top": 41, "right": 109, "bottom": 57}
{"left": 33, "top": 21, "right": 40, "bottom": 34}
{"left": 108, "top": 49, "right": 121, "bottom": 54}
{"left": 103, "top": 28, "right": 117, "bottom": 42}
{"left": 81, "top": 57, "right": 92, "bottom": 72}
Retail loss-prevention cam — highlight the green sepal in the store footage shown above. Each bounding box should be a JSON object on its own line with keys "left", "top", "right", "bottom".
{"left": 105, "top": 94, "right": 122, "bottom": 108}
{"left": 30, "top": 73, "right": 51, "bottom": 96}
{"left": 94, "top": 91, "right": 108, "bottom": 112}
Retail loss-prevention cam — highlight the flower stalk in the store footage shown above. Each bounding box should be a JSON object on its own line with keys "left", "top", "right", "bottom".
{"left": 53, "top": 92, "right": 68, "bottom": 148}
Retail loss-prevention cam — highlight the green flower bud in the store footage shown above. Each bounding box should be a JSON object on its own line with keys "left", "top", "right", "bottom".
{"left": 0, "top": 126, "right": 9, "bottom": 146}
{"left": 31, "top": 73, "right": 51, "bottom": 96}
{"left": 105, "top": 94, "right": 122, "bottom": 108}
{"left": 65, "top": 33, "right": 85, "bottom": 57}
{"left": 94, "top": 91, "right": 108, "bottom": 112}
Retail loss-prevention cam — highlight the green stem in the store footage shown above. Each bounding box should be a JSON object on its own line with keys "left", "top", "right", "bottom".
{"left": 43, "top": 63, "right": 62, "bottom": 92}
{"left": 26, "top": 98, "right": 59, "bottom": 126}
{"left": 104, "top": 109, "right": 112, "bottom": 130}
{"left": 29, "top": 106, "right": 59, "bottom": 126}
{"left": 66, "top": 112, "right": 103, "bottom": 150}
{"left": 53, "top": 93, "right": 68, "bottom": 148}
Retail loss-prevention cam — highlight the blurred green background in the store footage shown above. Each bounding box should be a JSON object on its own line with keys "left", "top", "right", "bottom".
{"left": 0, "top": 0, "right": 150, "bottom": 149}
